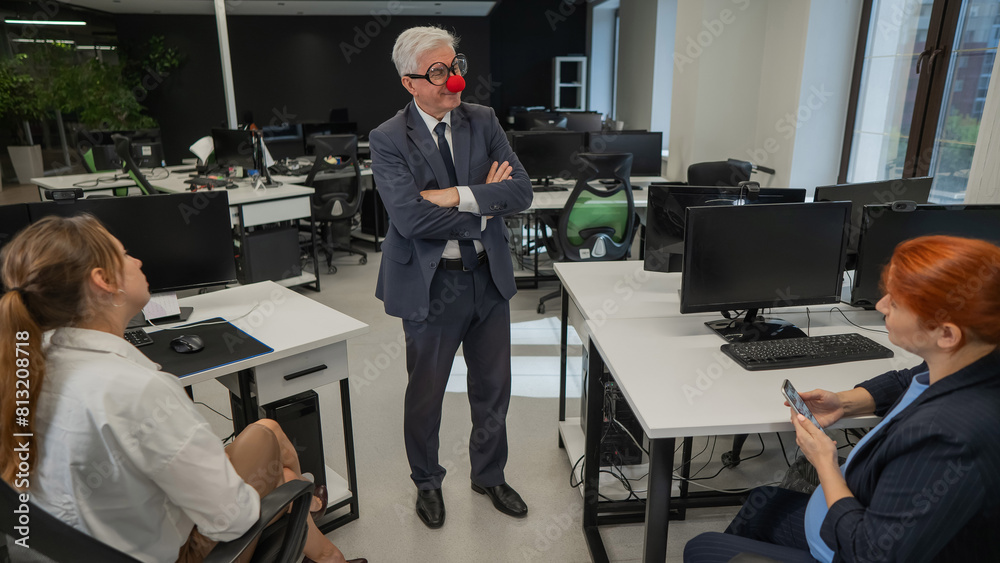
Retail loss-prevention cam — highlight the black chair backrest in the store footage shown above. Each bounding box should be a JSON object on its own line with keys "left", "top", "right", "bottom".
{"left": 111, "top": 134, "right": 155, "bottom": 195}
{"left": 306, "top": 134, "right": 364, "bottom": 221}
{"left": 687, "top": 159, "right": 752, "bottom": 187}
{"left": 556, "top": 152, "right": 637, "bottom": 262}
{"left": 1, "top": 478, "right": 140, "bottom": 562}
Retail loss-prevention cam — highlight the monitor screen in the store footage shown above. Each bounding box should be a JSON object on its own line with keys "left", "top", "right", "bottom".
{"left": 814, "top": 177, "right": 933, "bottom": 254}
{"left": 680, "top": 201, "right": 851, "bottom": 314}
{"left": 27, "top": 193, "right": 237, "bottom": 293}
{"left": 509, "top": 131, "right": 586, "bottom": 182}
{"left": 0, "top": 204, "right": 31, "bottom": 256}
{"left": 851, "top": 203, "right": 1000, "bottom": 307}
{"left": 561, "top": 112, "right": 603, "bottom": 132}
{"left": 644, "top": 185, "right": 807, "bottom": 273}
{"left": 586, "top": 131, "right": 662, "bottom": 176}
{"left": 302, "top": 122, "right": 358, "bottom": 154}
{"left": 212, "top": 128, "right": 257, "bottom": 170}
{"left": 87, "top": 144, "right": 122, "bottom": 172}
{"left": 512, "top": 111, "right": 563, "bottom": 131}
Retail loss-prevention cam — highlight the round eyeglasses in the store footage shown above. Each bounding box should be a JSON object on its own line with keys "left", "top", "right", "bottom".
{"left": 405, "top": 54, "right": 468, "bottom": 86}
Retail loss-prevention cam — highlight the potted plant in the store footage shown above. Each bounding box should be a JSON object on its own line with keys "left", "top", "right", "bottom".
{"left": 0, "top": 54, "right": 44, "bottom": 185}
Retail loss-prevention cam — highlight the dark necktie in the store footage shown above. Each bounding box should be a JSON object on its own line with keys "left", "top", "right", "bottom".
{"left": 434, "top": 122, "right": 478, "bottom": 270}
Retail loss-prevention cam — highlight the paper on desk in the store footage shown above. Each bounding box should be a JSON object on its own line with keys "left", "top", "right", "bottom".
{"left": 143, "top": 292, "right": 181, "bottom": 320}
{"left": 189, "top": 136, "right": 214, "bottom": 165}
{"left": 261, "top": 139, "right": 275, "bottom": 168}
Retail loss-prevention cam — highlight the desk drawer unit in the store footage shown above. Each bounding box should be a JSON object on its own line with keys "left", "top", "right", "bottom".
{"left": 238, "top": 196, "right": 311, "bottom": 227}
{"left": 253, "top": 341, "right": 348, "bottom": 405}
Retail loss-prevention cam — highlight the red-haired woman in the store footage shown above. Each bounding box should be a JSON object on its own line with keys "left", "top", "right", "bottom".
{"left": 685, "top": 235, "right": 1000, "bottom": 562}
{"left": 0, "top": 215, "right": 363, "bottom": 563}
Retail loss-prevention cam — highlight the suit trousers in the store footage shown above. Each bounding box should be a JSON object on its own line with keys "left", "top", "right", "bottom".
{"left": 401, "top": 263, "right": 512, "bottom": 491}
{"left": 684, "top": 486, "right": 818, "bottom": 563}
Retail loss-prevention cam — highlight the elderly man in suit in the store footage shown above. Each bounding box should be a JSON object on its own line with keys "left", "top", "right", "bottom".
{"left": 369, "top": 26, "right": 534, "bottom": 529}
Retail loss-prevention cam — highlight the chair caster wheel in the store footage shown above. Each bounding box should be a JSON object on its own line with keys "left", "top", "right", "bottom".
{"left": 359, "top": 256, "right": 367, "bottom": 265}
{"left": 537, "top": 303, "right": 545, "bottom": 314}
{"left": 327, "top": 265, "right": 338, "bottom": 274}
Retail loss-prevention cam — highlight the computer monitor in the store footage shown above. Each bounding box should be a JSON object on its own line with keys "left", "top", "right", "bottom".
{"left": 85, "top": 144, "right": 122, "bottom": 172}
{"left": 814, "top": 177, "right": 933, "bottom": 256}
{"left": 512, "top": 111, "right": 563, "bottom": 131}
{"left": 212, "top": 128, "right": 258, "bottom": 171}
{"left": 586, "top": 131, "right": 663, "bottom": 176}
{"left": 530, "top": 116, "right": 568, "bottom": 130}
{"left": 302, "top": 122, "right": 358, "bottom": 155}
{"left": 0, "top": 203, "right": 31, "bottom": 256}
{"left": 851, "top": 203, "right": 1000, "bottom": 308}
{"left": 644, "top": 185, "right": 807, "bottom": 273}
{"left": 27, "top": 193, "right": 237, "bottom": 294}
{"left": 131, "top": 141, "right": 165, "bottom": 168}
{"left": 508, "top": 130, "right": 587, "bottom": 185}
{"left": 680, "top": 201, "right": 852, "bottom": 342}
{"left": 561, "top": 112, "right": 603, "bottom": 132}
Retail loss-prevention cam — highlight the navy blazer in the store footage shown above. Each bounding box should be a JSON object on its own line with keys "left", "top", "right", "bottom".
{"left": 369, "top": 101, "right": 533, "bottom": 321}
{"left": 820, "top": 350, "right": 1000, "bottom": 562}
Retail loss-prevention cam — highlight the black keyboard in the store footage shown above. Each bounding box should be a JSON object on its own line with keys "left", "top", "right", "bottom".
{"left": 721, "top": 333, "right": 894, "bottom": 371}
{"left": 532, "top": 185, "right": 568, "bottom": 192}
{"left": 123, "top": 327, "right": 154, "bottom": 348}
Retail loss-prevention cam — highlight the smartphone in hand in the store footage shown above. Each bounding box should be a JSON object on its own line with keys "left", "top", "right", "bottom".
{"left": 781, "top": 379, "right": 823, "bottom": 429}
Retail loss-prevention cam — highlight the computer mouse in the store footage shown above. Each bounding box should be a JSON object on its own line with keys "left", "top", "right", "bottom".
{"left": 170, "top": 334, "right": 205, "bottom": 354}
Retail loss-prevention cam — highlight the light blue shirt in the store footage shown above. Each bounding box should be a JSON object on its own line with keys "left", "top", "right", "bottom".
{"left": 803, "top": 371, "right": 930, "bottom": 562}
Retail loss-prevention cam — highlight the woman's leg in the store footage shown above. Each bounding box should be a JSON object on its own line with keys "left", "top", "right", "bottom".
{"left": 177, "top": 422, "right": 284, "bottom": 563}
{"left": 725, "top": 486, "right": 812, "bottom": 550}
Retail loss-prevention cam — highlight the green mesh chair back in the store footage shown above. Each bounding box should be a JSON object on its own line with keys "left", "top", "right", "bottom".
{"left": 556, "top": 152, "right": 637, "bottom": 261}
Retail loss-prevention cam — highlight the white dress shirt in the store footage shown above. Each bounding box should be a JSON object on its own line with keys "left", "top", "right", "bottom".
{"left": 31, "top": 327, "right": 259, "bottom": 563}
{"left": 413, "top": 101, "right": 487, "bottom": 258}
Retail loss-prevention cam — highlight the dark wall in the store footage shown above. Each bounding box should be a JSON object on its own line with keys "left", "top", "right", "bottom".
{"left": 115, "top": 5, "right": 585, "bottom": 163}
{"left": 489, "top": 1, "right": 588, "bottom": 121}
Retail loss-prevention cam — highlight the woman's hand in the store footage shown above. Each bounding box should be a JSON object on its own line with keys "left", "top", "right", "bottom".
{"left": 792, "top": 410, "right": 839, "bottom": 471}
{"left": 786, "top": 388, "right": 845, "bottom": 428}
{"left": 486, "top": 161, "right": 512, "bottom": 184}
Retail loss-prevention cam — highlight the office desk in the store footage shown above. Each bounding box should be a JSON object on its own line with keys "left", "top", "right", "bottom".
{"left": 581, "top": 315, "right": 911, "bottom": 562}
{"left": 154, "top": 281, "right": 369, "bottom": 532}
{"left": 552, "top": 262, "right": 916, "bottom": 562}
{"left": 32, "top": 169, "right": 168, "bottom": 199}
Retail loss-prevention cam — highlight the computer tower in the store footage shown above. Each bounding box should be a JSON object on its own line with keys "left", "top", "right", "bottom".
{"left": 264, "top": 391, "right": 327, "bottom": 489}
{"left": 580, "top": 347, "right": 645, "bottom": 467}
{"left": 238, "top": 226, "right": 301, "bottom": 284}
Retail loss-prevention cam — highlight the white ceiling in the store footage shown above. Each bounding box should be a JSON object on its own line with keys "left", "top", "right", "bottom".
{"left": 61, "top": 1, "right": 496, "bottom": 17}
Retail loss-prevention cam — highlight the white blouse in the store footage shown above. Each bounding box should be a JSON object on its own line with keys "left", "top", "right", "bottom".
{"left": 31, "top": 327, "right": 260, "bottom": 563}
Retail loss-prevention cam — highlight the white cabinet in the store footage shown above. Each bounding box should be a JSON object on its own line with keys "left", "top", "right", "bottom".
{"left": 553, "top": 56, "right": 587, "bottom": 112}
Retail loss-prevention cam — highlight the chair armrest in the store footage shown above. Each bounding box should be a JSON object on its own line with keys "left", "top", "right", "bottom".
{"left": 202, "top": 479, "right": 313, "bottom": 563}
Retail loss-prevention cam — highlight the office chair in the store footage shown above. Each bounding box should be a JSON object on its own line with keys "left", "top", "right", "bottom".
{"left": 111, "top": 134, "right": 156, "bottom": 195}
{"left": 687, "top": 159, "right": 753, "bottom": 187}
{"left": 1, "top": 478, "right": 313, "bottom": 563}
{"left": 304, "top": 134, "right": 367, "bottom": 274}
{"left": 537, "top": 152, "right": 638, "bottom": 314}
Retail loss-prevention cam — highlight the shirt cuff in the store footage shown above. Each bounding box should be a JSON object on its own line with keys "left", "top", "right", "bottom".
{"left": 456, "top": 185, "right": 481, "bottom": 214}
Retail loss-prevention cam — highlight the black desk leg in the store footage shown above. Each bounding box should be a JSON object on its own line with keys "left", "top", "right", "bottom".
{"left": 643, "top": 437, "right": 675, "bottom": 563}
{"left": 558, "top": 286, "right": 569, "bottom": 448}
{"left": 372, "top": 187, "right": 383, "bottom": 252}
{"left": 582, "top": 339, "right": 610, "bottom": 563}
{"left": 678, "top": 436, "right": 694, "bottom": 519}
{"left": 318, "top": 378, "right": 361, "bottom": 533}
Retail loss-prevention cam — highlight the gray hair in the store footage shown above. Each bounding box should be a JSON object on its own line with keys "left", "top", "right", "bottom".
{"left": 391, "top": 26, "right": 459, "bottom": 77}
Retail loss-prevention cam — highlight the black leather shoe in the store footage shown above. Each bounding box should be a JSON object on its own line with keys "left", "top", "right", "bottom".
{"left": 416, "top": 488, "right": 445, "bottom": 529}
{"left": 472, "top": 482, "right": 528, "bottom": 518}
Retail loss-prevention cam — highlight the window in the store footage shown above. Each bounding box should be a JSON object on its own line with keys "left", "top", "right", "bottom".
{"left": 840, "top": 0, "right": 1000, "bottom": 203}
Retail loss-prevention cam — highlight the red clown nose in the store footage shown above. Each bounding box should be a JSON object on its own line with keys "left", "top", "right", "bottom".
{"left": 446, "top": 75, "right": 466, "bottom": 93}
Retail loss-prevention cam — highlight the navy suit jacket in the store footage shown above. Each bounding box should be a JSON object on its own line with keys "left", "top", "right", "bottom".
{"left": 369, "top": 101, "right": 533, "bottom": 321}
{"left": 820, "top": 350, "right": 1000, "bottom": 562}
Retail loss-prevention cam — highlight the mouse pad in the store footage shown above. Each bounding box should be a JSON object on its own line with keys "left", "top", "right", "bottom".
{"left": 141, "top": 318, "right": 273, "bottom": 378}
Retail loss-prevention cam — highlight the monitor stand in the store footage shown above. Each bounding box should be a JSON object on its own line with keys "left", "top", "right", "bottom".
{"left": 705, "top": 308, "right": 807, "bottom": 343}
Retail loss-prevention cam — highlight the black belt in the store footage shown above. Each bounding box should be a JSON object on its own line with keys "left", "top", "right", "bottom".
{"left": 439, "top": 251, "right": 489, "bottom": 271}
